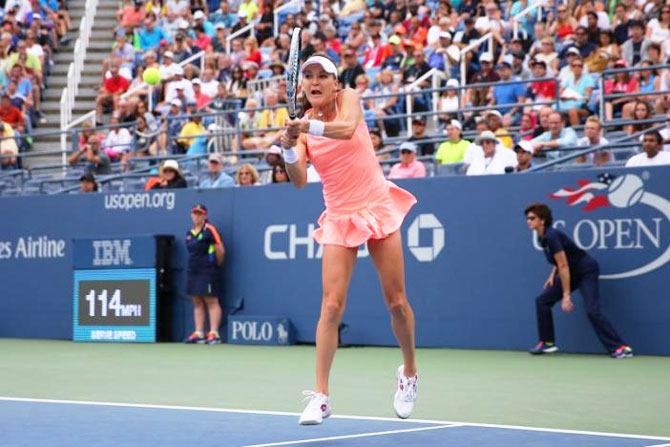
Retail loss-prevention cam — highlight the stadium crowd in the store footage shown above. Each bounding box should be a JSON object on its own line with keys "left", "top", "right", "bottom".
{"left": 3, "top": 0, "right": 670, "bottom": 190}
{"left": 1, "top": 0, "right": 72, "bottom": 170}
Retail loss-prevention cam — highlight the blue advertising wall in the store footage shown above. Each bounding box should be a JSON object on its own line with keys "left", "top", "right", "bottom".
{"left": 0, "top": 167, "right": 669, "bottom": 354}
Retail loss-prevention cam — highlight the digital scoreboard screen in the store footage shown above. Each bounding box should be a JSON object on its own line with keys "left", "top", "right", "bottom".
{"left": 73, "top": 268, "right": 156, "bottom": 342}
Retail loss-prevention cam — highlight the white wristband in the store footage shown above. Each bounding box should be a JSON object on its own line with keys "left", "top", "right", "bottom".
{"left": 308, "top": 119, "right": 325, "bottom": 136}
{"left": 282, "top": 147, "right": 298, "bottom": 164}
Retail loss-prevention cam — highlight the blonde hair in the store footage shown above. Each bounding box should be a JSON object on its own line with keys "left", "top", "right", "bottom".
{"left": 585, "top": 116, "right": 602, "bottom": 129}
{"left": 235, "top": 163, "right": 260, "bottom": 185}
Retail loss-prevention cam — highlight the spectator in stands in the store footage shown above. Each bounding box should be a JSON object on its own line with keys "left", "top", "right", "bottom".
{"left": 534, "top": 37, "right": 560, "bottom": 74}
{"left": 612, "top": 3, "right": 632, "bottom": 46}
{"left": 435, "top": 119, "right": 470, "bottom": 164}
{"left": 151, "top": 159, "right": 188, "bottom": 189}
{"left": 531, "top": 111, "right": 578, "bottom": 159}
{"left": 226, "top": 65, "right": 247, "bottom": 98}
{"left": 527, "top": 60, "right": 556, "bottom": 111}
{"left": 95, "top": 65, "right": 130, "bottom": 126}
{"left": 339, "top": 46, "right": 365, "bottom": 89}
{"left": 370, "top": 127, "right": 393, "bottom": 161}
{"left": 511, "top": 50, "right": 531, "bottom": 81}
{"left": 272, "top": 163, "right": 289, "bottom": 184}
{"left": 381, "top": 35, "right": 406, "bottom": 71}
{"left": 577, "top": 116, "right": 611, "bottom": 165}
{"left": 466, "top": 53, "right": 499, "bottom": 117}
{"left": 117, "top": 0, "right": 146, "bottom": 30}
{"left": 389, "top": 142, "right": 426, "bottom": 179}
{"left": 549, "top": 4, "right": 578, "bottom": 43}
{"left": 0, "top": 95, "right": 23, "bottom": 128}
{"left": 0, "top": 122, "right": 19, "bottom": 169}
{"left": 67, "top": 135, "right": 111, "bottom": 175}
{"left": 486, "top": 110, "right": 513, "bottom": 149}
{"left": 571, "top": 27, "right": 597, "bottom": 59}
{"left": 514, "top": 140, "right": 535, "bottom": 172}
{"left": 625, "top": 100, "right": 654, "bottom": 135}
{"left": 558, "top": 55, "right": 594, "bottom": 126}
{"left": 258, "top": 145, "right": 284, "bottom": 184}
{"left": 103, "top": 116, "right": 133, "bottom": 160}
{"left": 138, "top": 18, "right": 168, "bottom": 54}
{"left": 79, "top": 173, "right": 98, "bottom": 193}
{"left": 104, "top": 33, "right": 135, "bottom": 80}
{"left": 492, "top": 62, "right": 526, "bottom": 126}
{"left": 466, "top": 130, "right": 517, "bottom": 175}
{"left": 646, "top": 5, "right": 670, "bottom": 58}
{"left": 532, "top": 106, "right": 554, "bottom": 138}
{"left": 372, "top": 69, "right": 401, "bottom": 137}
{"left": 622, "top": 20, "right": 650, "bottom": 67}
{"left": 626, "top": 131, "right": 670, "bottom": 166}
{"left": 605, "top": 59, "right": 639, "bottom": 121}
{"left": 131, "top": 114, "right": 159, "bottom": 158}
{"left": 191, "top": 78, "right": 212, "bottom": 109}
{"left": 199, "top": 153, "right": 235, "bottom": 188}
{"left": 597, "top": 30, "right": 620, "bottom": 61}
{"left": 407, "top": 117, "right": 435, "bottom": 156}
{"left": 178, "top": 114, "right": 205, "bottom": 152}
{"left": 235, "top": 163, "right": 260, "bottom": 186}
{"left": 438, "top": 78, "right": 463, "bottom": 125}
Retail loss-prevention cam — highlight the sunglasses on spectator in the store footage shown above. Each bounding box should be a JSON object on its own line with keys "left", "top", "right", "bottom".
{"left": 572, "top": 63, "right": 583, "bottom": 68}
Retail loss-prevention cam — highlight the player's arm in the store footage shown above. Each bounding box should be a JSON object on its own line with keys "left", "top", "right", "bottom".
{"left": 287, "top": 88, "right": 363, "bottom": 141}
{"left": 553, "top": 250, "right": 574, "bottom": 312}
{"left": 281, "top": 131, "right": 308, "bottom": 188}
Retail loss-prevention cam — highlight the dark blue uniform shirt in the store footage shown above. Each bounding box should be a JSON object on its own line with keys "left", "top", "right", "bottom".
{"left": 539, "top": 227, "right": 588, "bottom": 268}
{"left": 186, "top": 222, "right": 222, "bottom": 272}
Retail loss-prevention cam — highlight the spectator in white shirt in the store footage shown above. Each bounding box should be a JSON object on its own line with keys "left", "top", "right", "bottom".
{"left": 159, "top": 51, "right": 179, "bottom": 83}
{"left": 576, "top": 116, "right": 611, "bottom": 165}
{"left": 199, "top": 68, "right": 220, "bottom": 98}
{"left": 660, "top": 111, "right": 670, "bottom": 152}
{"left": 104, "top": 116, "right": 133, "bottom": 159}
{"left": 626, "top": 131, "right": 670, "bottom": 167}
{"left": 466, "top": 130, "right": 518, "bottom": 175}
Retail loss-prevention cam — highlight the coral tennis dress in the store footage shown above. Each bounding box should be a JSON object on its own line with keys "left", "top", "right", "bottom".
{"left": 306, "top": 116, "right": 417, "bottom": 248}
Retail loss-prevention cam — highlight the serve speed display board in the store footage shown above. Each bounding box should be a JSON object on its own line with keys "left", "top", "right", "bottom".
{"left": 73, "top": 269, "right": 156, "bottom": 342}
{"left": 72, "top": 236, "right": 161, "bottom": 342}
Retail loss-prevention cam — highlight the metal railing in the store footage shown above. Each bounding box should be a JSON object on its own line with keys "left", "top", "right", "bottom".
{"left": 511, "top": 0, "right": 545, "bottom": 40}
{"left": 274, "top": 0, "right": 300, "bottom": 36}
{"left": 247, "top": 75, "right": 284, "bottom": 96}
{"left": 60, "top": 0, "right": 98, "bottom": 168}
{"left": 460, "top": 33, "right": 494, "bottom": 86}
{"left": 226, "top": 23, "right": 257, "bottom": 54}
{"left": 404, "top": 68, "right": 447, "bottom": 131}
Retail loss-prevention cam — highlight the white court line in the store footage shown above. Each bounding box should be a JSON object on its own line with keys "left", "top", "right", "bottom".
{"left": 241, "top": 424, "right": 461, "bottom": 447}
{"left": 0, "top": 396, "right": 668, "bottom": 442}
{"left": 645, "top": 444, "right": 670, "bottom": 447}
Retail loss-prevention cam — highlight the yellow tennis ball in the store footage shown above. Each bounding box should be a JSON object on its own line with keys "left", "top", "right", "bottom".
{"left": 142, "top": 67, "right": 161, "bottom": 86}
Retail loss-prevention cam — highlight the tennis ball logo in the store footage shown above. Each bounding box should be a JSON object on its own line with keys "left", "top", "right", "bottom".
{"left": 142, "top": 67, "right": 161, "bottom": 86}
{"left": 608, "top": 174, "right": 644, "bottom": 208}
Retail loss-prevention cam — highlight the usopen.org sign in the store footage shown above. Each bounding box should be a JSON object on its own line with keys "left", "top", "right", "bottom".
{"left": 545, "top": 172, "right": 670, "bottom": 279}
{"left": 263, "top": 213, "right": 445, "bottom": 263}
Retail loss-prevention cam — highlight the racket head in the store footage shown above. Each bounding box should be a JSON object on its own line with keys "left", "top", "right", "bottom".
{"left": 286, "top": 27, "right": 302, "bottom": 120}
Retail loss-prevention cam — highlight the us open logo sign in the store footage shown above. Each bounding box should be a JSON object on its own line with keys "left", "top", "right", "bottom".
{"left": 407, "top": 213, "right": 445, "bottom": 262}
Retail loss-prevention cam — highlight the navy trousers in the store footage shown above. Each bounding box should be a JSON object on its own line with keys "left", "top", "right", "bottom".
{"left": 535, "top": 258, "right": 625, "bottom": 353}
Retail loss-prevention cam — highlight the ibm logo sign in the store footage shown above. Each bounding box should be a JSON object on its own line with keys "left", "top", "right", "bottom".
{"left": 92, "top": 240, "right": 133, "bottom": 266}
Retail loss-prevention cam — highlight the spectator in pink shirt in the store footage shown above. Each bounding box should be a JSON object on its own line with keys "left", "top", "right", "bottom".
{"left": 389, "top": 142, "right": 427, "bottom": 179}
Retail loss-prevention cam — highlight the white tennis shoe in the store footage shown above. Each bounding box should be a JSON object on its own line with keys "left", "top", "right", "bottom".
{"left": 393, "top": 364, "right": 418, "bottom": 419}
{"left": 299, "top": 391, "right": 331, "bottom": 425}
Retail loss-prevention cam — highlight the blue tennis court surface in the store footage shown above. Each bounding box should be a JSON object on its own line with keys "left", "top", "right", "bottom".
{"left": 1, "top": 397, "right": 668, "bottom": 447}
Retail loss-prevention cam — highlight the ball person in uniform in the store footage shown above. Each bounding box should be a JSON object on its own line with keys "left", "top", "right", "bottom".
{"left": 525, "top": 203, "right": 633, "bottom": 358}
{"left": 184, "top": 204, "right": 225, "bottom": 344}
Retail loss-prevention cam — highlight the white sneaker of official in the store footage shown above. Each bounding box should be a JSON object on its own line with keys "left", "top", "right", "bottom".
{"left": 393, "top": 364, "right": 418, "bottom": 419}
{"left": 299, "top": 391, "right": 332, "bottom": 425}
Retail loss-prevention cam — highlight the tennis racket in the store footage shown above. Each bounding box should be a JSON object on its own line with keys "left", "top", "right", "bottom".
{"left": 286, "top": 27, "right": 302, "bottom": 120}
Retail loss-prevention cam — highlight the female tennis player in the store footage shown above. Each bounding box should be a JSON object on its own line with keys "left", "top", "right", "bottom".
{"left": 281, "top": 54, "right": 419, "bottom": 425}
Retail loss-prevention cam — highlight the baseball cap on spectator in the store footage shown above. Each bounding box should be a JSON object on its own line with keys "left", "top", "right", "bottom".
{"left": 449, "top": 119, "right": 462, "bottom": 131}
{"left": 160, "top": 39, "right": 168, "bottom": 47}
{"left": 438, "top": 31, "right": 452, "bottom": 40}
{"left": 162, "top": 159, "right": 181, "bottom": 174}
{"left": 446, "top": 78, "right": 459, "bottom": 88}
{"left": 191, "top": 203, "right": 208, "bottom": 214}
{"left": 496, "top": 61, "right": 511, "bottom": 69}
{"left": 192, "top": 78, "right": 202, "bottom": 85}
{"left": 399, "top": 142, "right": 418, "bottom": 153}
{"left": 80, "top": 172, "right": 95, "bottom": 182}
{"left": 208, "top": 153, "right": 223, "bottom": 164}
{"left": 476, "top": 131, "right": 498, "bottom": 144}
{"left": 237, "top": 10, "right": 247, "bottom": 18}
{"left": 446, "top": 45, "right": 460, "bottom": 61}
{"left": 389, "top": 35, "right": 401, "bottom": 45}
{"left": 175, "top": 81, "right": 186, "bottom": 90}
{"left": 412, "top": 116, "right": 426, "bottom": 125}
{"left": 193, "top": 10, "right": 206, "bottom": 20}
{"left": 614, "top": 58, "right": 627, "bottom": 67}
{"left": 566, "top": 47, "right": 580, "bottom": 56}
{"left": 531, "top": 59, "right": 547, "bottom": 69}
{"left": 215, "top": 23, "right": 225, "bottom": 30}
{"left": 178, "top": 22, "right": 189, "bottom": 30}
{"left": 514, "top": 141, "right": 534, "bottom": 154}
{"left": 486, "top": 110, "right": 503, "bottom": 119}
{"left": 207, "top": 123, "right": 220, "bottom": 132}
{"left": 164, "top": 51, "right": 174, "bottom": 59}
{"left": 267, "top": 145, "right": 282, "bottom": 155}
{"left": 170, "top": 98, "right": 182, "bottom": 107}
{"left": 480, "top": 53, "right": 493, "bottom": 63}
{"left": 143, "top": 50, "right": 156, "bottom": 60}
